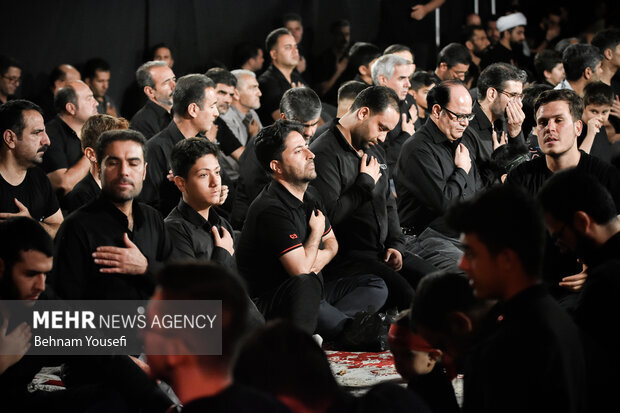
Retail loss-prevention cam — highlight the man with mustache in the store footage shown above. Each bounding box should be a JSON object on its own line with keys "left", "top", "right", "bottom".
{"left": 51, "top": 129, "right": 172, "bottom": 300}
{"left": 0, "top": 100, "right": 63, "bottom": 238}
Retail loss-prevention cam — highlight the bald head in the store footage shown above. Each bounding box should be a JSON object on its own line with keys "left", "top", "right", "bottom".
{"left": 429, "top": 80, "right": 473, "bottom": 141}
{"left": 53, "top": 64, "right": 81, "bottom": 93}
{"left": 55, "top": 80, "right": 98, "bottom": 122}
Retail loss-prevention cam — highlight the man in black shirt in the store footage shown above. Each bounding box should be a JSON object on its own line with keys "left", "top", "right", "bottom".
{"left": 311, "top": 86, "right": 430, "bottom": 311}
{"left": 480, "top": 12, "right": 529, "bottom": 70}
{"left": 62, "top": 114, "right": 129, "bottom": 213}
{"left": 432, "top": 43, "right": 471, "bottom": 84}
{"left": 130, "top": 61, "right": 176, "bottom": 140}
{"left": 52, "top": 129, "right": 172, "bottom": 300}
{"left": 395, "top": 80, "right": 485, "bottom": 270}
{"left": 257, "top": 28, "right": 306, "bottom": 125}
{"left": 506, "top": 89, "right": 620, "bottom": 306}
{"left": 0, "top": 100, "right": 62, "bottom": 238}
{"left": 0, "top": 56, "right": 21, "bottom": 105}
{"left": 237, "top": 121, "right": 388, "bottom": 343}
{"left": 43, "top": 80, "right": 98, "bottom": 196}
{"left": 144, "top": 262, "right": 288, "bottom": 413}
{"left": 142, "top": 74, "right": 219, "bottom": 216}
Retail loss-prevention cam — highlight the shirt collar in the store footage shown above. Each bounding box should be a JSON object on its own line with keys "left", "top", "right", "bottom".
{"left": 165, "top": 120, "right": 187, "bottom": 142}
{"left": 176, "top": 199, "right": 221, "bottom": 229}
{"left": 472, "top": 100, "right": 493, "bottom": 131}
{"left": 268, "top": 180, "right": 305, "bottom": 210}
{"left": 56, "top": 115, "right": 79, "bottom": 138}
{"left": 96, "top": 193, "right": 145, "bottom": 230}
{"left": 331, "top": 119, "right": 364, "bottom": 157}
{"left": 146, "top": 99, "right": 171, "bottom": 116}
{"left": 426, "top": 118, "right": 461, "bottom": 146}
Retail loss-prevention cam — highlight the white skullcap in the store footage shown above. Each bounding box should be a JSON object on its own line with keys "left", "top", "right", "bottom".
{"left": 496, "top": 12, "right": 527, "bottom": 32}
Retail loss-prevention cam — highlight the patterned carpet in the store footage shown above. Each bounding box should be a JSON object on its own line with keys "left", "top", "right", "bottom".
{"left": 326, "top": 350, "right": 404, "bottom": 394}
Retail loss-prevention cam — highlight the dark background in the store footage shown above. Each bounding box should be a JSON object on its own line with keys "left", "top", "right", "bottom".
{"left": 1, "top": 0, "right": 610, "bottom": 116}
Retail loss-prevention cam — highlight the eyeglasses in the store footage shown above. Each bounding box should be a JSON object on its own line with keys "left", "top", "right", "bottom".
{"left": 2, "top": 75, "right": 21, "bottom": 84}
{"left": 441, "top": 106, "right": 475, "bottom": 122}
{"left": 497, "top": 89, "right": 524, "bottom": 100}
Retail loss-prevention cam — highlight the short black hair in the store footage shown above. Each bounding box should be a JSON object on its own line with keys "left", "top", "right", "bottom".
{"left": 282, "top": 12, "right": 302, "bottom": 25}
{"left": 205, "top": 67, "right": 237, "bottom": 88}
{"left": 461, "top": 25, "right": 485, "bottom": 44}
{"left": 156, "top": 262, "right": 250, "bottom": 363}
{"left": 83, "top": 57, "right": 111, "bottom": 80}
{"left": 337, "top": 80, "right": 369, "bottom": 102}
{"left": 426, "top": 79, "right": 466, "bottom": 109}
{"left": 534, "top": 88, "right": 583, "bottom": 122}
{"left": 447, "top": 185, "right": 546, "bottom": 277}
{"left": 522, "top": 83, "right": 553, "bottom": 136}
{"left": 254, "top": 120, "right": 305, "bottom": 174}
{"left": 150, "top": 43, "right": 173, "bottom": 59}
{"left": 490, "top": 142, "right": 530, "bottom": 176}
{"left": 0, "top": 217, "right": 53, "bottom": 300}
{"left": 350, "top": 85, "right": 400, "bottom": 115}
{"left": 583, "top": 81, "right": 614, "bottom": 107}
{"left": 539, "top": 168, "right": 618, "bottom": 226}
{"left": 170, "top": 137, "right": 220, "bottom": 179}
{"left": 330, "top": 19, "right": 350, "bottom": 33}
{"left": 265, "top": 28, "right": 291, "bottom": 52}
{"left": 591, "top": 29, "right": 620, "bottom": 55}
{"left": 0, "top": 99, "right": 43, "bottom": 138}
{"left": 54, "top": 84, "right": 77, "bottom": 115}
{"left": 562, "top": 44, "right": 603, "bottom": 82}
{"left": 0, "top": 55, "right": 22, "bottom": 75}
{"left": 477, "top": 62, "right": 527, "bottom": 99}
{"left": 534, "top": 50, "right": 562, "bottom": 83}
{"left": 232, "top": 42, "right": 262, "bottom": 68}
{"left": 172, "top": 74, "right": 215, "bottom": 116}
{"left": 409, "top": 71, "right": 436, "bottom": 92}
{"left": 347, "top": 42, "right": 381, "bottom": 71}
{"left": 436, "top": 43, "right": 471, "bottom": 68}
{"left": 280, "top": 87, "right": 322, "bottom": 122}
{"left": 95, "top": 129, "right": 146, "bottom": 164}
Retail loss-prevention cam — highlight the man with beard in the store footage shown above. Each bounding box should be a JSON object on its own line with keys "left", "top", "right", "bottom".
{"left": 506, "top": 89, "right": 620, "bottom": 307}
{"left": 481, "top": 12, "right": 529, "bottom": 70}
{"left": 0, "top": 100, "right": 62, "bottom": 238}
{"left": 462, "top": 25, "right": 490, "bottom": 85}
{"left": 52, "top": 129, "right": 172, "bottom": 300}
{"left": 555, "top": 44, "right": 604, "bottom": 97}
{"left": 539, "top": 169, "right": 620, "bottom": 413}
{"left": 0, "top": 56, "right": 22, "bottom": 105}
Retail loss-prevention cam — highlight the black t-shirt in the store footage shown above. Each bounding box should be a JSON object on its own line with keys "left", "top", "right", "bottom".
{"left": 0, "top": 167, "right": 59, "bottom": 221}
{"left": 257, "top": 64, "right": 306, "bottom": 125}
{"left": 42, "top": 116, "right": 83, "bottom": 173}
{"left": 130, "top": 99, "right": 173, "bottom": 140}
{"left": 215, "top": 117, "right": 243, "bottom": 156}
{"left": 181, "top": 384, "right": 290, "bottom": 413}
{"left": 236, "top": 181, "right": 331, "bottom": 298}
{"left": 61, "top": 172, "right": 100, "bottom": 214}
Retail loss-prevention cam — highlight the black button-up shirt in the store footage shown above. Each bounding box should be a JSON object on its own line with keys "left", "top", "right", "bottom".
{"left": 236, "top": 181, "right": 330, "bottom": 298}
{"left": 394, "top": 119, "right": 485, "bottom": 235}
{"left": 141, "top": 120, "right": 185, "bottom": 216}
{"left": 165, "top": 199, "right": 235, "bottom": 268}
{"left": 257, "top": 64, "right": 306, "bottom": 125}
{"left": 52, "top": 195, "right": 172, "bottom": 300}
{"left": 61, "top": 171, "right": 100, "bottom": 214}
{"left": 130, "top": 99, "right": 172, "bottom": 140}
{"left": 310, "top": 120, "right": 405, "bottom": 256}
{"left": 42, "top": 116, "right": 83, "bottom": 173}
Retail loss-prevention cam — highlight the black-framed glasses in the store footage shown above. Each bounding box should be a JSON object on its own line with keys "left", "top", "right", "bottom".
{"left": 1, "top": 74, "right": 21, "bottom": 84}
{"left": 441, "top": 106, "right": 475, "bottom": 122}
{"left": 496, "top": 89, "right": 524, "bottom": 100}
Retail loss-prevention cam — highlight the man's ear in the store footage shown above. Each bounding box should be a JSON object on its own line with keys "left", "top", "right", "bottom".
{"left": 438, "top": 62, "right": 448, "bottom": 73}
{"left": 65, "top": 102, "right": 77, "bottom": 116}
{"left": 356, "top": 106, "right": 370, "bottom": 120}
{"left": 428, "top": 348, "right": 443, "bottom": 362}
{"left": 465, "top": 40, "right": 474, "bottom": 52}
{"left": 583, "top": 67, "right": 593, "bottom": 81}
{"left": 447, "top": 311, "right": 473, "bottom": 336}
{"left": 604, "top": 48, "right": 613, "bottom": 61}
{"left": 187, "top": 102, "right": 200, "bottom": 119}
{"left": 144, "top": 86, "right": 155, "bottom": 101}
{"left": 574, "top": 118, "right": 583, "bottom": 137}
{"left": 269, "top": 159, "right": 281, "bottom": 175}
{"left": 377, "top": 74, "right": 387, "bottom": 87}
{"left": 486, "top": 87, "right": 498, "bottom": 103}
{"left": 2, "top": 129, "right": 18, "bottom": 149}
{"left": 173, "top": 175, "right": 185, "bottom": 192}
{"left": 270, "top": 49, "right": 277, "bottom": 62}
{"left": 84, "top": 147, "right": 96, "bottom": 163}
{"left": 359, "top": 65, "right": 370, "bottom": 77}
{"left": 432, "top": 103, "right": 442, "bottom": 118}
{"left": 572, "top": 210, "right": 591, "bottom": 235}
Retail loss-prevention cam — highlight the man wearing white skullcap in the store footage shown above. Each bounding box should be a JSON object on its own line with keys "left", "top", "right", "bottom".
{"left": 481, "top": 12, "right": 529, "bottom": 70}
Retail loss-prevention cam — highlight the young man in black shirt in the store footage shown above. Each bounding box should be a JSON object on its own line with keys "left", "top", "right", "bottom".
{"left": 237, "top": 120, "right": 388, "bottom": 346}
{"left": 142, "top": 74, "right": 219, "bottom": 216}
{"left": 0, "top": 100, "right": 62, "bottom": 238}
{"left": 52, "top": 129, "right": 172, "bottom": 300}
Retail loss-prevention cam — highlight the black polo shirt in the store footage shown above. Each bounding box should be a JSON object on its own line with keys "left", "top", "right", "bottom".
{"left": 381, "top": 95, "right": 415, "bottom": 179}
{"left": 236, "top": 181, "right": 331, "bottom": 298}
{"left": 257, "top": 64, "right": 306, "bottom": 125}
{"left": 42, "top": 116, "right": 83, "bottom": 173}
{"left": 61, "top": 172, "right": 100, "bottom": 214}
{"left": 130, "top": 99, "right": 172, "bottom": 140}
{"left": 0, "top": 167, "right": 59, "bottom": 221}
{"left": 51, "top": 195, "right": 172, "bottom": 300}
{"left": 165, "top": 199, "right": 235, "bottom": 268}
{"left": 310, "top": 120, "right": 405, "bottom": 256}
{"left": 141, "top": 120, "right": 185, "bottom": 216}
{"left": 394, "top": 119, "right": 485, "bottom": 235}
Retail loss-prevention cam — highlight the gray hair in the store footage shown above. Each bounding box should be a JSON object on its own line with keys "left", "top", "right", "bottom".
{"left": 280, "top": 87, "right": 322, "bottom": 122}
{"left": 371, "top": 54, "right": 410, "bottom": 86}
{"left": 231, "top": 69, "right": 256, "bottom": 89}
{"left": 136, "top": 60, "right": 168, "bottom": 88}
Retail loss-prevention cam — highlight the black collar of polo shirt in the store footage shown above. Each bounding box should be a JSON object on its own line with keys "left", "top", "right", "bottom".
{"left": 472, "top": 100, "right": 493, "bottom": 132}
{"left": 268, "top": 180, "right": 305, "bottom": 210}
{"left": 332, "top": 118, "right": 366, "bottom": 157}
{"left": 95, "top": 193, "right": 147, "bottom": 231}
{"left": 55, "top": 115, "right": 79, "bottom": 139}
{"left": 163, "top": 119, "right": 186, "bottom": 142}
{"left": 426, "top": 117, "right": 462, "bottom": 147}
{"left": 176, "top": 199, "right": 221, "bottom": 230}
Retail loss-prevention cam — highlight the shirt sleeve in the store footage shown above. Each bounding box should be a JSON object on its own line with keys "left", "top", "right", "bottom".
{"left": 216, "top": 120, "right": 243, "bottom": 156}
{"left": 51, "top": 218, "right": 92, "bottom": 299}
{"left": 42, "top": 134, "right": 69, "bottom": 173}
{"left": 257, "top": 206, "right": 304, "bottom": 257}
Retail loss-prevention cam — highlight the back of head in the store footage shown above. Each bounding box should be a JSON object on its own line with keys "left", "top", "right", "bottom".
{"left": 254, "top": 119, "right": 305, "bottom": 173}
{"left": 349, "top": 85, "right": 400, "bottom": 115}
{"left": 0, "top": 217, "right": 53, "bottom": 299}
{"left": 522, "top": 83, "right": 553, "bottom": 135}
{"left": 426, "top": 79, "right": 465, "bottom": 109}
{"left": 583, "top": 81, "right": 614, "bottom": 107}
{"left": 461, "top": 24, "right": 485, "bottom": 44}
{"left": 534, "top": 50, "right": 563, "bottom": 82}
{"left": 538, "top": 168, "right": 617, "bottom": 225}
{"left": 170, "top": 137, "right": 220, "bottom": 179}
{"left": 232, "top": 42, "right": 261, "bottom": 69}
{"left": 172, "top": 74, "right": 215, "bottom": 116}
{"left": 562, "top": 44, "right": 603, "bottom": 82}
{"left": 205, "top": 67, "right": 237, "bottom": 88}
{"left": 534, "top": 88, "right": 583, "bottom": 122}
{"left": 347, "top": 42, "right": 381, "bottom": 70}
{"left": 555, "top": 37, "right": 579, "bottom": 54}
{"left": 0, "top": 99, "right": 43, "bottom": 138}
{"left": 436, "top": 43, "right": 471, "bottom": 69}
{"left": 81, "top": 114, "right": 129, "bottom": 151}
{"left": 409, "top": 71, "right": 436, "bottom": 91}
{"left": 338, "top": 80, "right": 369, "bottom": 103}
{"left": 83, "top": 58, "right": 111, "bottom": 80}
{"left": 383, "top": 44, "right": 413, "bottom": 57}
{"left": 95, "top": 129, "right": 146, "bottom": 164}
{"left": 156, "top": 262, "right": 250, "bottom": 362}
{"left": 282, "top": 12, "right": 302, "bottom": 26}
{"left": 591, "top": 29, "right": 620, "bottom": 55}
{"left": 53, "top": 84, "right": 77, "bottom": 115}
{"left": 136, "top": 60, "right": 168, "bottom": 89}
{"left": 446, "top": 184, "right": 545, "bottom": 277}
{"left": 0, "top": 55, "right": 21, "bottom": 75}
{"left": 279, "top": 87, "right": 321, "bottom": 122}
{"left": 265, "top": 28, "right": 291, "bottom": 52}
{"left": 371, "top": 54, "right": 410, "bottom": 85}
{"left": 477, "top": 62, "right": 527, "bottom": 99}
{"left": 234, "top": 320, "right": 341, "bottom": 409}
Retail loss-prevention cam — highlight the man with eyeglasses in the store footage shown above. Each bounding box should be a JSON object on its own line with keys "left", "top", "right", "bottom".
{"left": 0, "top": 56, "right": 22, "bottom": 105}
{"left": 506, "top": 89, "right": 620, "bottom": 309}
{"left": 395, "top": 80, "right": 486, "bottom": 271}
{"left": 468, "top": 63, "right": 527, "bottom": 164}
